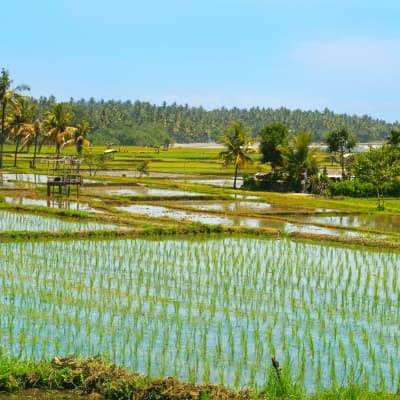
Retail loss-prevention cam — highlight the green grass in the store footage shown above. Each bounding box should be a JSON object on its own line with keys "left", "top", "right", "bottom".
{"left": 0, "top": 354, "right": 398, "bottom": 399}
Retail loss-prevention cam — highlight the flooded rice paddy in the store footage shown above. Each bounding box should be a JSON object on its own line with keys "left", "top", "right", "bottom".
{"left": 2, "top": 169, "right": 400, "bottom": 394}
{"left": 180, "top": 200, "right": 272, "bottom": 212}
{"left": 0, "top": 173, "right": 97, "bottom": 187}
{"left": 0, "top": 210, "right": 117, "bottom": 232}
{"left": 303, "top": 214, "right": 400, "bottom": 234}
{"left": 115, "top": 204, "right": 386, "bottom": 238}
{"left": 92, "top": 186, "right": 210, "bottom": 197}
{"left": 4, "top": 196, "right": 102, "bottom": 213}
{"left": 0, "top": 173, "right": 48, "bottom": 187}
{"left": 0, "top": 238, "right": 398, "bottom": 392}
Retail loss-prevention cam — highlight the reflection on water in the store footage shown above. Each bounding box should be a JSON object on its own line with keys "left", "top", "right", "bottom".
{"left": 188, "top": 177, "right": 243, "bottom": 188}
{"left": 305, "top": 214, "right": 400, "bottom": 234}
{"left": 179, "top": 201, "right": 272, "bottom": 212}
{"left": 0, "top": 173, "right": 47, "bottom": 187}
{"left": 4, "top": 196, "right": 102, "bottom": 213}
{"left": 230, "top": 194, "right": 260, "bottom": 200}
{"left": 94, "top": 187, "right": 208, "bottom": 197}
{"left": 0, "top": 173, "right": 96, "bottom": 187}
{"left": 116, "top": 204, "right": 382, "bottom": 238}
{"left": 117, "top": 204, "right": 234, "bottom": 225}
{"left": 283, "top": 222, "right": 384, "bottom": 238}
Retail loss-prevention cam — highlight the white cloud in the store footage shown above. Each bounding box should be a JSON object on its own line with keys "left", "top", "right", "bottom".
{"left": 294, "top": 37, "right": 400, "bottom": 75}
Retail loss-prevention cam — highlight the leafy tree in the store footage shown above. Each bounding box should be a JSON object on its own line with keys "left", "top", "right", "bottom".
{"left": 27, "top": 96, "right": 399, "bottom": 144}
{"left": 279, "top": 131, "right": 318, "bottom": 191}
{"left": 326, "top": 126, "right": 357, "bottom": 178}
{"left": 81, "top": 149, "right": 110, "bottom": 176}
{"left": 62, "top": 119, "right": 90, "bottom": 154}
{"left": 387, "top": 128, "right": 400, "bottom": 146}
{"left": 219, "top": 121, "right": 253, "bottom": 189}
{"left": 42, "top": 103, "right": 75, "bottom": 154}
{"left": 349, "top": 145, "right": 400, "bottom": 210}
{"left": 0, "top": 68, "right": 30, "bottom": 168}
{"left": 7, "top": 97, "right": 36, "bottom": 166}
{"left": 258, "top": 122, "right": 288, "bottom": 175}
{"left": 18, "top": 119, "right": 44, "bottom": 168}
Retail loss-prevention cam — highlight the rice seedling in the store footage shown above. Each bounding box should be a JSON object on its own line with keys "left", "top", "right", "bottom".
{"left": 0, "top": 210, "right": 118, "bottom": 232}
{"left": 0, "top": 237, "right": 399, "bottom": 393}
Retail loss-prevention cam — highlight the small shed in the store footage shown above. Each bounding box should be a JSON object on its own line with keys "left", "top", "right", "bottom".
{"left": 44, "top": 156, "right": 83, "bottom": 197}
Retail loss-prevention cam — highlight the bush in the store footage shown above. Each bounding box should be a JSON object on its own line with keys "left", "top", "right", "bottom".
{"left": 328, "top": 180, "right": 375, "bottom": 197}
{"left": 329, "top": 178, "right": 400, "bottom": 197}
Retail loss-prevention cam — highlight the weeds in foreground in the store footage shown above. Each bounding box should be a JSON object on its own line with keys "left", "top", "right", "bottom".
{"left": 1, "top": 354, "right": 399, "bottom": 400}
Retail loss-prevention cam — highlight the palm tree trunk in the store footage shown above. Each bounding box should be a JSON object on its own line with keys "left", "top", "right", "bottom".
{"left": 32, "top": 133, "right": 39, "bottom": 168}
{"left": 13, "top": 136, "right": 21, "bottom": 167}
{"left": 0, "top": 102, "right": 6, "bottom": 169}
{"left": 233, "top": 163, "right": 239, "bottom": 189}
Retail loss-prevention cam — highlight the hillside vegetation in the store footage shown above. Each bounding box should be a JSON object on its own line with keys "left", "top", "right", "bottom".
{"left": 31, "top": 97, "right": 399, "bottom": 145}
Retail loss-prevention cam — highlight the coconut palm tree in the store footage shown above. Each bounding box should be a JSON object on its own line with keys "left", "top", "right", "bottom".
{"left": 279, "top": 130, "right": 318, "bottom": 191}
{"left": 41, "top": 103, "right": 74, "bottom": 155}
{"left": 17, "top": 118, "right": 43, "bottom": 168}
{"left": 7, "top": 97, "right": 36, "bottom": 167}
{"left": 219, "top": 121, "right": 253, "bottom": 189}
{"left": 0, "top": 68, "right": 30, "bottom": 168}
{"left": 61, "top": 119, "right": 90, "bottom": 154}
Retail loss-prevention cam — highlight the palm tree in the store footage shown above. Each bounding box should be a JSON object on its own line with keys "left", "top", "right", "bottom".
{"left": 7, "top": 97, "right": 36, "bottom": 167}
{"left": 61, "top": 119, "right": 90, "bottom": 154}
{"left": 279, "top": 130, "right": 318, "bottom": 191}
{"left": 31, "top": 119, "right": 43, "bottom": 167}
{"left": 17, "top": 118, "right": 43, "bottom": 168}
{"left": 219, "top": 121, "right": 253, "bottom": 189}
{"left": 0, "top": 68, "right": 30, "bottom": 168}
{"left": 41, "top": 103, "right": 74, "bottom": 155}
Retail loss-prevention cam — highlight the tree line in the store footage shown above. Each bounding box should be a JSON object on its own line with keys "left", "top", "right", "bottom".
{"left": 224, "top": 120, "right": 400, "bottom": 209}
{"left": 2, "top": 67, "right": 399, "bottom": 149}
{"left": 58, "top": 98, "right": 398, "bottom": 144}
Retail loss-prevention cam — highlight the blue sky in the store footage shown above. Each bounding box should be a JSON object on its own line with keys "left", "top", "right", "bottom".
{"left": 3, "top": 0, "right": 400, "bottom": 122}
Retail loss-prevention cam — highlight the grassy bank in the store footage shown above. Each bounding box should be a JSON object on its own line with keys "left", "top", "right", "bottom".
{"left": 0, "top": 355, "right": 398, "bottom": 400}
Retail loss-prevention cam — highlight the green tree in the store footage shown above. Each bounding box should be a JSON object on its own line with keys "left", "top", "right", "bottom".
{"left": 0, "top": 68, "right": 30, "bottom": 168}
{"left": 219, "top": 121, "right": 253, "bottom": 189}
{"left": 18, "top": 119, "right": 43, "bottom": 168}
{"left": 81, "top": 149, "right": 111, "bottom": 176}
{"left": 349, "top": 145, "right": 400, "bottom": 210}
{"left": 42, "top": 103, "right": 74, "bottom": 154}
{"left": 62, "top": 119, "right": 90, "bottom": 154}
{"left": 31, "top": 119, "right": 43, "bottom": 168}
{"left": 258, "top": 122, "right": 288, "bottom": 175}
{"left": 387, "top": 128, "right": 400, "bottom": 146}
{"left": 326, "top": 126, "right": 356, "bottom": 178}
{"left": 279, "top": 131, "right": 318, "bottom": 191}
{"left": 7, "top": 97, "right": 36, "bottom": 167}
